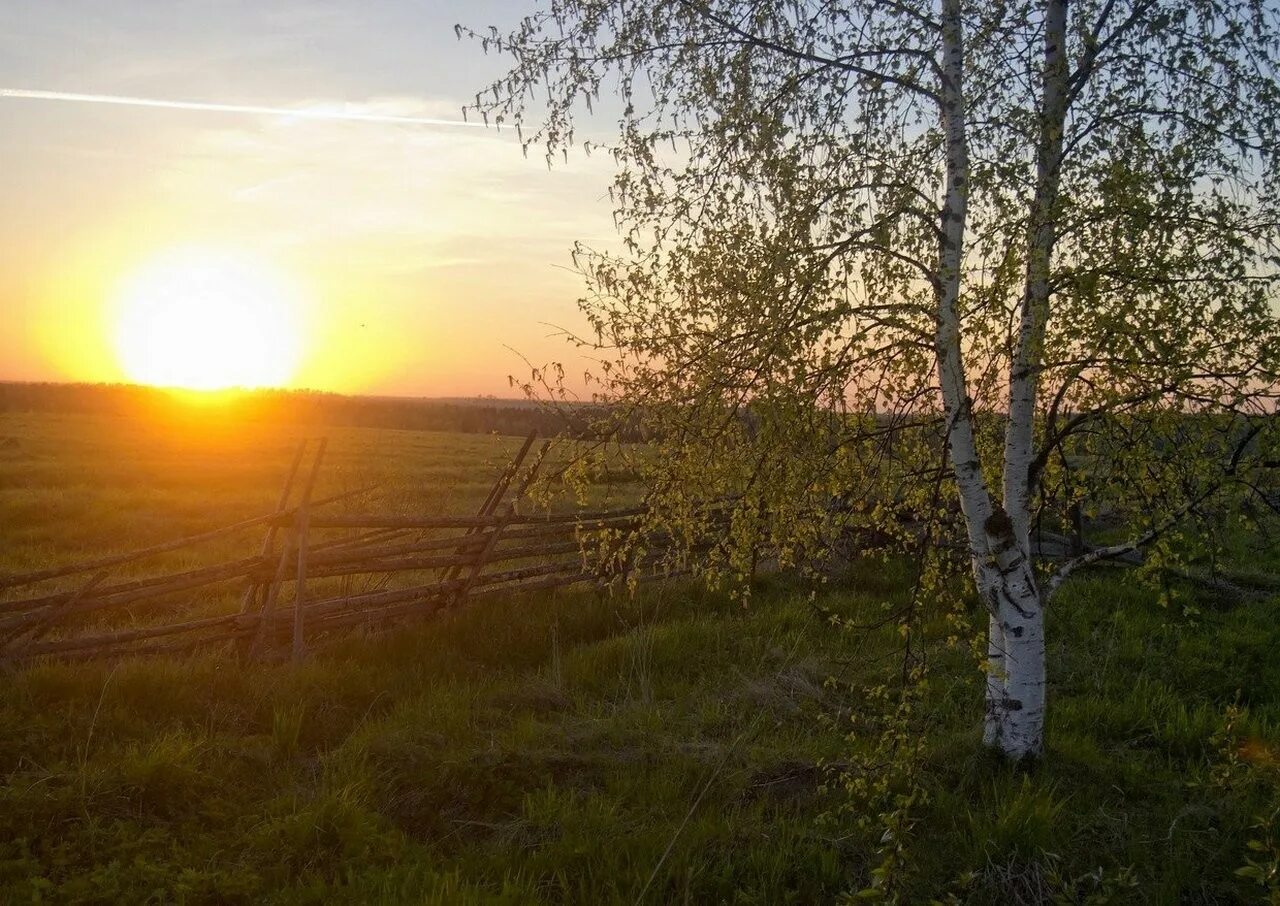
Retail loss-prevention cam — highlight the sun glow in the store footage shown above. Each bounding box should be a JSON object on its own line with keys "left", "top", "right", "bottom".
{"left": 114, "top": 248, "right": 303, "bottom": 390}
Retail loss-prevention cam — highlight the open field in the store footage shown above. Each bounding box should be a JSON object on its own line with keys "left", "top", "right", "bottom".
{"left": 0, "top": 410, "right": 605, "bottom": 574}
{"left": 2, "top": 410, "right": 1280, "bottom": 903}
{"left": 0, "top": 408, "right": 644, "bottom": 577}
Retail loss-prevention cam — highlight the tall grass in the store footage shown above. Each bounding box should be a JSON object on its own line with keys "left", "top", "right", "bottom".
{"left": 0, "top": 413, "right": 1277, "bottom": 902}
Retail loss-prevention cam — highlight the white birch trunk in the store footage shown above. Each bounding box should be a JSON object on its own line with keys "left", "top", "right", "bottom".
{"left": 981, "top": 0, "right": 1070, "bottom": 760}
{"left": 977, "top": 554, "right": 1045, "bottom": 759}
{"left": 936, "top": 0, "right": 1052, "bottom": 760}
{"left": 1003, "top": 0, "right": 1069, "bottom": 550}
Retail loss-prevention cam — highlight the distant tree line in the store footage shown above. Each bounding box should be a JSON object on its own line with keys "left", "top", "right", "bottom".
{"left": 0, "top": 382, "right": 631, "bottom": 440}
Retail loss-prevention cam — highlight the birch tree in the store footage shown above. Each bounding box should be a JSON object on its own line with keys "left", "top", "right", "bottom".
{"left": 468, "top": 0, "right": 1280, "bottom": 760}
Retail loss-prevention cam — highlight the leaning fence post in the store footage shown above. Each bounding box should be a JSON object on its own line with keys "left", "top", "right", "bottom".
{"left": 0, "top": 570, "right": 108, "bottom": 653}
{"left": 292, "top": 438, "right": 328, "bottom": 663}
{"left": 251, "top": 539, "right": 294, "bottom": 657}
{"left": 442, "top": 432, "right": 538, "bottom": 585}
{"left": 240, "top": 440, "right": 307, "bottom": 620}
{"left": 237, "top": 442, "right": 307, "bottom": 661}
{"left": 449, "top": 439, "right": 551, "bottom": 610}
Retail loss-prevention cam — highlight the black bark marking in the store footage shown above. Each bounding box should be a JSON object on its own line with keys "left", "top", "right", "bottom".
{"left": 985, "top": 507, "right": 1014, "bottom": 542}
{"left": 998, "top": 554, "right": 1026, "bottom": 576}
{"left": 985, "top": 695, "right": 1025, "bottom": 714}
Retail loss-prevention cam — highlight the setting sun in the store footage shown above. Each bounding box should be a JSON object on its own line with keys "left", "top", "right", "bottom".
{"left": 113, "top": 248, "right": 303, "bottom": 391}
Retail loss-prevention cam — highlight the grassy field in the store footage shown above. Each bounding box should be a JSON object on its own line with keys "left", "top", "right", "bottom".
{"left": 0, "top": 408, "right": 641, "bottom": 574}
{"left": 2, "top": 410, "right": 1280, "bottom": 903}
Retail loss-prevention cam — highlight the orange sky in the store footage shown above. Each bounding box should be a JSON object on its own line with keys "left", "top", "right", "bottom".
{"left": 1, "top": 1, "right": 617, "bottom": 397}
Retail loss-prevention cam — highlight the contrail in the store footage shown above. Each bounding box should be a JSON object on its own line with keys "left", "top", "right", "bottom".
{"left": 0, "top": 88, "right": 483, "bottom": 128}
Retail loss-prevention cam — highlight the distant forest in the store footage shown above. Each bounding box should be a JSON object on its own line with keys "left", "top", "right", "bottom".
{"left": 0, "top": 382, "right": 606, "bottom": 439}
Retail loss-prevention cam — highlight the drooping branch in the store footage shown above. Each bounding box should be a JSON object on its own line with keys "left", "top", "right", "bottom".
{"left": 1044, "top": 423, "right": 1267, "bottom": 597}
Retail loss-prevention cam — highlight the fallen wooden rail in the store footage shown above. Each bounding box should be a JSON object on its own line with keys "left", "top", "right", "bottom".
{"left": 0, "top": 434, "right": 713, "bottom": 666}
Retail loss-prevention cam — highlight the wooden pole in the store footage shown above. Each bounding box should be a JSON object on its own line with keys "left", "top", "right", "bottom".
{"left": 310, "top": 525, "right": 406, "bottom": 554}
{"left": 292, "top": 438, "right": 327, "bottom": 662}
{"left": 514, "top": 440, "right": 553, "bottom": 507}
{"left": 441, "top": 433, "right": 538, "bottom": 584}
{"left": 1, "top": 538, "right": 694, "bottom": 664}
{"left": 11, "top": 612, "right": 240, "bottom": 659}
{"left": 0, "top": 483, "right": 374, "bottom": 599}
{"left": 0, "top": 554, "right": 272, "bottom": 620}
{"left": 0, "top": 571, "right": 108, "bottom": 650}
{"left": 251, "top": 540, "right": 294, "bottom": 656}
{"left": 480, "top": 433, "right": 539, "bottom": 516}
{"left": 0, "top": 511, "right": 299, "bottom": 591}
{"left": 240, "top": 440, "right": 307, "bottom": 617}
{"left": 303, "top": 539, "right": 584, "bottom": 580}
{"left": 450, "top": 501, "right": 517, "bottom": 611}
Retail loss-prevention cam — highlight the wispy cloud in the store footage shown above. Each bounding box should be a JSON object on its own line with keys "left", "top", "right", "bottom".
{"left": 0, "top": 88, "right": 482, "bottom": 129}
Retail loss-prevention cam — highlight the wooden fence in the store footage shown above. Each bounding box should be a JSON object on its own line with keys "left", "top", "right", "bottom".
{"left": 0, "top": 434, "right": 691, "bottom": 666}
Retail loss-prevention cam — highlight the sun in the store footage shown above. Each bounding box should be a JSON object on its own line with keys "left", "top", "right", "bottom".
{"left": 114, "top": 247, "right": 303, "bottom": 391}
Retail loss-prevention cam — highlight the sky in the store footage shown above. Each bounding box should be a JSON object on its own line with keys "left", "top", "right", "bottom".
{"left": 0, "top": 1, "right": 618, "bottom": 397}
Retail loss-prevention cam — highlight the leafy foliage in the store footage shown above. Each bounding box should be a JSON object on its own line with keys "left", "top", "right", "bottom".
{"left": 467, "top": 0, "right": 1280, "bottom": 761}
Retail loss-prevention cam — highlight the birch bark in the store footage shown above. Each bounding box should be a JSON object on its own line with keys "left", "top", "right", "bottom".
{"left": 937, "top": 0, "right": 1060, "bottom": 759}
{"left": 980, "top": 0, "right": 1072, "bottom": 759}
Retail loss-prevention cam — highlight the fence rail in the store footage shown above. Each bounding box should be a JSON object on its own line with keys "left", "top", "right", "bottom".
{"left": 0, "top": 434, "right": 695, "bottom": 666}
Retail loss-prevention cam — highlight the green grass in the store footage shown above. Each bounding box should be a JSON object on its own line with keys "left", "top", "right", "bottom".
{"left": 1, "top": 411, "right": 1279, "bottom": 903}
